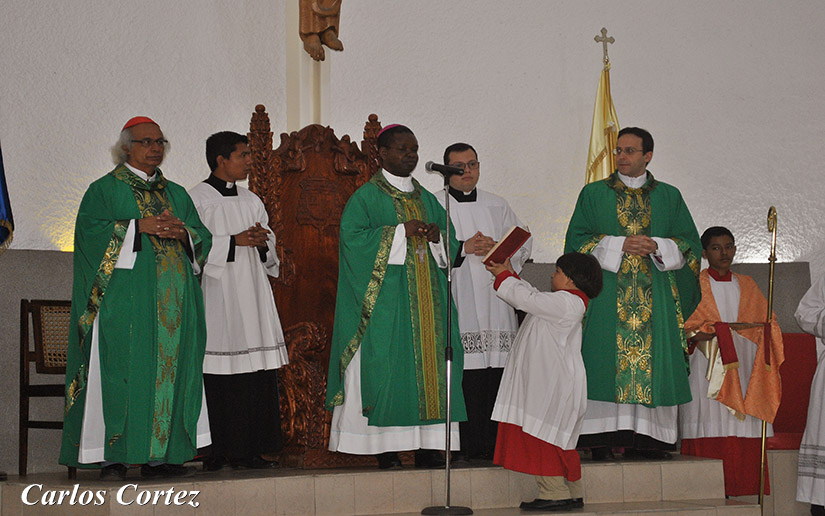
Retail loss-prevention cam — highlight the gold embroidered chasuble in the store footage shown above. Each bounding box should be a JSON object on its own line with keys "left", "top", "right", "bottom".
{"left": 565, "top": 172, "right": 701, "bottom": 407}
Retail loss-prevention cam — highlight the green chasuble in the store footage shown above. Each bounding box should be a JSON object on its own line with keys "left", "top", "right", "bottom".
{"left": 564, "top": 172, "right": 701, "bottom": 407}
{"left": 60, "top": 165, "right": 211, "bottom": 468}
{"left": 325, "top": 172, "right": 467, "bottom": 427}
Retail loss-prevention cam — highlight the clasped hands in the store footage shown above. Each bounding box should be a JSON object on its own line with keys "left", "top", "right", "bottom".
{"left": 138, "top": 209, "right": 187, "bottom": 241}
{"left": 464, "top": 231, "right": 495, "bottom": 256}
{"left": 235, "top": 222, "right": 270, "bottom": 248}
{"left": 622, "top": 235, "right": 658, "bottom": 256}
{"left": 404, "top": 219, "right": 440, "bottom": 243}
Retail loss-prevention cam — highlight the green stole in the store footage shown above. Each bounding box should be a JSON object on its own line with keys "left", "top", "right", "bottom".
{"left": 370, "top": 173, "right": 447, "bottom": 420}
{"left": 69, "top": 165, "right": 191, "bottom": 459}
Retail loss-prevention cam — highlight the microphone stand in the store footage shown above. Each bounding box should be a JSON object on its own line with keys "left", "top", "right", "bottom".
{"left": 422, "top": 170, "right": 473, "bottom": 516}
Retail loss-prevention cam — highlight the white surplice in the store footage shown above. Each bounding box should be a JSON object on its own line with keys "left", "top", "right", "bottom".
{"left": 189, "top": 181, "right": 288, "bottom": 374}
{"left": 328, "top": 171, "right": 458, "bottom": 454}
{"left": 679, "top": 275, "right": 772, "bottom": 439}
{"left": 438, "top": 188, "right": 532, "bottom": 369}
{"left": 491, "top": 279, "right": 587, "bottom": 450}
{"left": 794, "top": 275, "right": 825, "bottom": 506}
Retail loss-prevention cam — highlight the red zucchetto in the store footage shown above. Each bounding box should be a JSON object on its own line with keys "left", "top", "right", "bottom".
{"left": 122, "top": 116, "right": 158, "bottom": 131}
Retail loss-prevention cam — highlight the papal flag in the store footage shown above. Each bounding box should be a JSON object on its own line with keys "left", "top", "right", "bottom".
{"left": 585, "top": 61, "right": 620, "bottom": 184}
{"left": 0, "top": 142, "right": 14, "bottom": 255}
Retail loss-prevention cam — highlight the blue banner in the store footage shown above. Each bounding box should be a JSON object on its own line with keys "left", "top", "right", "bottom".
{"left": 0, "top": 142, "right": 14, "bottom": 253}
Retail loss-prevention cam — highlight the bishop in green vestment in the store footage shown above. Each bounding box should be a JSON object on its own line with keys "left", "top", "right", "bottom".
{"left": 564, "top": 127, "right": 701, "bottom": 454}
{"left": 60, "top": 118, "right": 211, "bottom": 476}
{"left": 326, "top": 125, "right": 466, "bottom": 463}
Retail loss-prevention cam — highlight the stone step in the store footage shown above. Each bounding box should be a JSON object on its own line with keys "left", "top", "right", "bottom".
{"left": 400, "top": 499, "right": 761, "bottom": 515}
{"left": 0, "top": 455, "right": 764, "bottom": 515}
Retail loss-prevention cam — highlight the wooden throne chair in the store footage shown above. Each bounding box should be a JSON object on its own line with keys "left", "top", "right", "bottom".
{"left": 247, "top": 105, "right": 383, "bottom": 468}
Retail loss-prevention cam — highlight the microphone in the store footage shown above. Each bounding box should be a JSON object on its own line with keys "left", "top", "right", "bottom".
{"left": 425, "top": 161, "right": 464, "bottom": 176}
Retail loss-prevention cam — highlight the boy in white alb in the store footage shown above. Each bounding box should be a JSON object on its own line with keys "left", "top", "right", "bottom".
{"left": 189, "top": 131, "right": 289, "bottom": 470}
{"left": 680, "top": 226, "right": 784, "bottom": 497}
{"left": 486, "top": 252, "right": 602, "bottom": 512}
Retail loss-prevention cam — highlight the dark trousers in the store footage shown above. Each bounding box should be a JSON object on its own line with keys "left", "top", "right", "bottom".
{"left": 459, "top": 367, "right": 504, "bottom": 458}
{"left": 203, "top": 369, "right": 283, "bottom": 461}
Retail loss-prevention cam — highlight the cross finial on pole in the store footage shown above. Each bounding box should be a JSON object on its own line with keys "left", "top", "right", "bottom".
{"left": 595, "top": 27, "right": 615, "bottom": 66}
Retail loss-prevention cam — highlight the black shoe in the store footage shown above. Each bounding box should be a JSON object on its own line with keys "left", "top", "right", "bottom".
{"left": 247, "top": 456, "right": 280, "bottom": 469}
{"left": 519, "top": 498, "right": 574, "bottom": 511}
{"left": 100, "top": 463, "right": 127, "bottom": 481}
{"left": 811, "top": 504, "right": 825, "bottom": 516}
{"left": 140, "top": 463, "right": 196, "bottom": 479}
{"left": 203, "top": 456, "right": 229, "bottom": 472}
{"left": 414, "top": 449, "right": 446, "bottom": 469}
{"left": 451, "top": 451, "right": 469, "bottom": 464}
{"left": 376, "top": 452, "right": 402, "bottom": 470}
{"left": 590, "top": 447, "right": 614, "bottom": 461}
{"left": 570, "top": 497, "right": 584, "bottom": 508}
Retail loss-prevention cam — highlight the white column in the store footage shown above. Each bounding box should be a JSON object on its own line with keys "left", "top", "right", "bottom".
{"left": 285, "top": 0, "right": 330, "bottom": 131}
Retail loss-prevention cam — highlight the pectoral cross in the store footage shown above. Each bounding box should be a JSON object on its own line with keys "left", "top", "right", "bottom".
{"left": 415, "top": 241, "right": 428, "bottom": 263}
{"left": 595, "top": 27, "right": 615, "bottom": 64}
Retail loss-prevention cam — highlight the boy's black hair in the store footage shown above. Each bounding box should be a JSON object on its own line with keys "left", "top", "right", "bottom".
{"left": 700, "top": 226, "right": 735, "bottom": 249}
{"left": 555, "top": 252, "right": 603, "bottom": 299}
{"left": 206, "top": 131, "right": 248, "bottom": 172}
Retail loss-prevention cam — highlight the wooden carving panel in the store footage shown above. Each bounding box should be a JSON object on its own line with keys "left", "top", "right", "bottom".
{"left": 248, "top": 105, "right": 380, "bottom": 468}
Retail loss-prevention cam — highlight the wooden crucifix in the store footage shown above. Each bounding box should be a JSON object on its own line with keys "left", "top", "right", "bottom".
{"left": 594, "top": 27, "right": 615, "bottom": 65}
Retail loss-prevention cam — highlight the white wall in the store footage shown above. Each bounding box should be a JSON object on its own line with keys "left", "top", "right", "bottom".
{"left": 0, "top": 0, "right": 287, "bottom": 252}
{"left": 328, "top": 1, "right": 825, "bottom": 277}
{"left": 3, "top": 1, "right": 824, "bottom": 270}
{"left": 4, "top": 0, "right": 825, "bottom": 273}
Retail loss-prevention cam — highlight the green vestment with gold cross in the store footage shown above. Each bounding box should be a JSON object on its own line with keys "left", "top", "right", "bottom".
{"left": 564, "top": 172, "right": 701, "bottom": 407}
{"left": 325, "top": 172, "right": 467, "bottom": 426}
{"left": 60, "top": 165, "right": 211, "bottom": 467}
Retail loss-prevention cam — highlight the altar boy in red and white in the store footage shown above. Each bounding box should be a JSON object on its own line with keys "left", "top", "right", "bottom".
{"left": 679, "top": 226, "right": 784, "bottom": 497}
{"left": 486, "top": 252, "right": 602, "bottom": 512}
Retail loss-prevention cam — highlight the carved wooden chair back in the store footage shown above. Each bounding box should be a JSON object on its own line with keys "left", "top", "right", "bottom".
{"left": 247, "top": 105, "right": 383, "bottom": 467}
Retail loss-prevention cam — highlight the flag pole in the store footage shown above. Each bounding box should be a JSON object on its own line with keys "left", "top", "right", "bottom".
{"left": 586, "top": 28, "right": 619, "bottom": 185}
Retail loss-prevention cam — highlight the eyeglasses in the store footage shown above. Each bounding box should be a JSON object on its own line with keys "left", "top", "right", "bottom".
{"left": 448, "top": 160, "right": 480, "bottom": 170}
{"left": 131, "top": 138, "right": 169, "bottom": 147}
{"left": 612, "top": 147, "right": 643, "bottom": 156}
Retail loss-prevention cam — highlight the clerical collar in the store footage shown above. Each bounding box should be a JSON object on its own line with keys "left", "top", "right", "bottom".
{"left": 708, "top": 268, "right": 732, "bottom": 282}
{"left": 382, "top": 169, "right": 414, "bottom": 192}
{"left": 125, "top": 162, "right": 157, "bottom": 182}
{"left": 204, "top": 174, "right": 238, "bottom": 196}
{"left": 449, "top": 186, "right": 477, "bottom": 202}
{"left": 561, "top": 289, "right": 589, "bottom": 309}
{"left": 617, "top": 171, "right": 649, "bottom": 189}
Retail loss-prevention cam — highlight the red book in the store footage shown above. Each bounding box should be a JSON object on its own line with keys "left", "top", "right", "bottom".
{"left": 482, "top": 226, "right": 531, "bottom": 266}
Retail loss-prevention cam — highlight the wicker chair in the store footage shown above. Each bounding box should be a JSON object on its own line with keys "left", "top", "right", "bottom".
{"left": 19, "top": 299, "right": 75, "bottom": 478}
